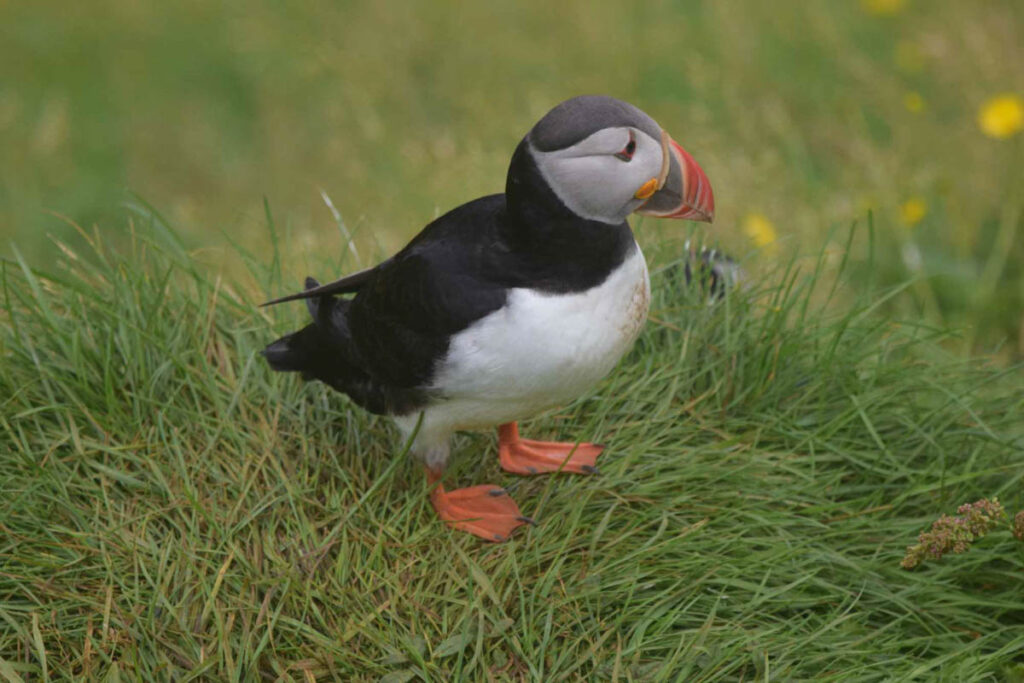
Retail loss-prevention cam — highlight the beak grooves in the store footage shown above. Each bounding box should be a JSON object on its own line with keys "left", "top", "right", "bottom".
{"left": 672, "top": 140, "right": 715, "bottom": 222}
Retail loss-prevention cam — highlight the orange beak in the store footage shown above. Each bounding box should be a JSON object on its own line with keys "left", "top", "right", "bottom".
{"left": 636, "top": 132, "right": 715, "bottom": 223}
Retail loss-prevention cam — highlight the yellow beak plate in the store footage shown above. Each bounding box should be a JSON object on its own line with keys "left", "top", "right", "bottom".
{"left": 634, "top": 177, "right": 659, "bottom": 200}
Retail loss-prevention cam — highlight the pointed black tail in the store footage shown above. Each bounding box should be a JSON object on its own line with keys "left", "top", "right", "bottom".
{"left": 262, "top": 324, "right": 323, "bottom": 373}
{"left": 262, "top": 277, "right": 355, "bottom": 381}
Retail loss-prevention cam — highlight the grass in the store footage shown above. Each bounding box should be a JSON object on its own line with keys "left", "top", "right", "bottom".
{"left": 2, "top": 0, "right": 1023, "bottom": 354}
{"left": 2, "top": 3, "right": 1023, "bottom": 676}
{"left": 2, "top": 216, "right": 1022, "bottom": 680}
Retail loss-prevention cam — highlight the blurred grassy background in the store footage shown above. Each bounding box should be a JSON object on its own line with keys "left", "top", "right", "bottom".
{"left": 2, "top": 0, "right": 1022, "bottom": 355}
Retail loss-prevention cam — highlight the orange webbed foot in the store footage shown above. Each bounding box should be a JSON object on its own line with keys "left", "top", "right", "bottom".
{"left": 497, "top": 422, "right": 604, "bottom": 475}
{"left": 428, "top": 472, "right": 533, "bottom": 542}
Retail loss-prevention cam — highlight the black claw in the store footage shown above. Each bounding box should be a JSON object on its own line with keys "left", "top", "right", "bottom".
{"left": 526, "top": 466, "right": 538, "bottom": 474}
{"left": 488, "top": 488, "right": 507, "bottom": 497}
{"left": 517, "top": 516, "right": 538, "bottom": 526}
{"left": 581, "top": 465, "right": 600, "bottom": 475}
{"left": 493, "top": 533, "right": 505, "bottom": 541}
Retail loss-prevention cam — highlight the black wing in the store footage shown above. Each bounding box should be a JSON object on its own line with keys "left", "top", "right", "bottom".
{"left": 263, "top": 195, "right": 512, "bottom": 401}
{"left": 346, "top": 197, "right": 511, "bottom": 390}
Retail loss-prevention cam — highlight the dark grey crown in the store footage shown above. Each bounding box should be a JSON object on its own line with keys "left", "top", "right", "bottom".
{"left": 528, "top": 95, "right": 663, "bottom": 152}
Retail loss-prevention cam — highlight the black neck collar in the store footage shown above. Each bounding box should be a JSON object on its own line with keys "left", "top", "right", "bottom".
{"left": 494, "top": 139, "right": 635, "bottom": 293}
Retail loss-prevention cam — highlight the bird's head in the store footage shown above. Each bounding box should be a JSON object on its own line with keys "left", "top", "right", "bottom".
{"left": 518, "top": 95, "right": 714, "bottom": 225}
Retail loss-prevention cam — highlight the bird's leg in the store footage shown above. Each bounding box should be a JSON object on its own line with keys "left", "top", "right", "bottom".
{"left": 427, "top": 468, "right": 533, "bottom": 542}
{"left": 497, "top": 422, "right": 603, "bottom": 475}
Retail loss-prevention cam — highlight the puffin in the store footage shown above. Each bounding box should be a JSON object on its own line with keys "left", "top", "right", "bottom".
{"left": 262, "top": 95, "right": 715, "bottom": 541}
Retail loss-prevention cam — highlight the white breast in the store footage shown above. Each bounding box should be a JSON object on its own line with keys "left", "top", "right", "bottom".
{"left": 428, "top": 244, "right": 650, "bottom": 429}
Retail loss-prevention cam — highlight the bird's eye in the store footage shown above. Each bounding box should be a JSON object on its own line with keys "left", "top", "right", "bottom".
{"left": 615, "top": 132, "right": 637, "bottom": 162}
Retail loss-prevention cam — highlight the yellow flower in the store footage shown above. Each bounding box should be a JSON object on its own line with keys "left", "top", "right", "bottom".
{"left": 900, "top": 197, "right": 927, "bottom": 226}
{"left": 978, "top": 94, "right": 1024, "bottom": 139}
{"left": 903, "top": 92, "right": 925, "bottom": 113}
{"left": 743, "top": 213, "right": 778, "bottom": 250}
{"left": 861, "top": 0, "right": 907, "bottom": 16}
